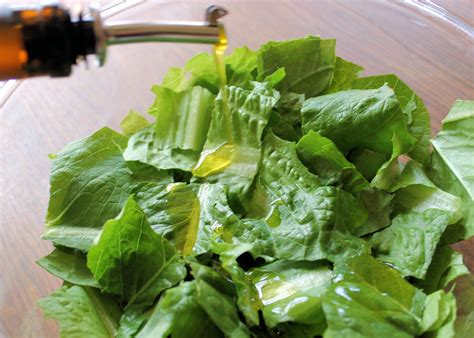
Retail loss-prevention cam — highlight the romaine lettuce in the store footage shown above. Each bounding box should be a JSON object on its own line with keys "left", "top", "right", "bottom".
{"left": 37, "top": 37, "right": 472, "bottom": 338}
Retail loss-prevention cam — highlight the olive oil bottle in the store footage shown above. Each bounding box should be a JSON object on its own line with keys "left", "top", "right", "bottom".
{"left": 0, "top": 3, "right": 227, "bottom": 81}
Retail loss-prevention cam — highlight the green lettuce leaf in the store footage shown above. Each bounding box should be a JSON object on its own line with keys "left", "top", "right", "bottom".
{"left": 37, "top": 249, "right": 99, "bottom": 287}
{"left": 134, "top": 182, "right": 236, "bottom": 256}
{"left": 390, "top": 160, "right": 462, "bottom": 223}
{"left": 223, "top": 218, "right": 276, "bottom": 261}
{"left": 121, "top": 110, "right": 150, "bottom": 136}
{"left": 124, "top": 124, "right": 198, "bottom": 173}
{"left": 296, "top": 130, "right": 369, "bottom": 194}
{"left": 87, "top": 195, "right": 186, "bottom": 305}
{"left": 453, "top": 274, "right": 474, "bottom": 338}
{"left": 124, "top": 86, "right": 215, "bottom": 171}
{"left": 428, "top": 100, "right": 474, "bottom": 241}
{"left": 348, "top": 148, "right": 389, "bottom": 181}
{"left": 369, "top": 131, "right": 410, "bottom": 190}
{"left": 421, "top": 290, "right": 457, "bottom": 338}
{"left": 191, "top": 262, "right": 250, "bottom": 338}
{"left": 353, "top": 74, "right": 431, "bottom": 164}
{"left": 267, "top": 322, "right": 326, "bottom": 338}
{"left": 136, "top": 282, "right": 222, "bottom": 338}
{"left": 117, "top": 308, "right": 150, "bottom": 338}
{"left": 249, "top": 260, "right": 332, "bottom": 328}
{"left": 302, "top": 85, "right": 416, "bottom": 189}
{"left": 158, "top": 47, "right": 258, "bottom": 95}
{"left": 267, "top": 110, "right": 300, "bottom": 142}
{"left": 324, "top": 56, "right": 364, "bottom": 94}
{"left": 322, "top": 254, "right": 425, "bottom": 338}
{"left": 414, "top": 246, "right": 469, "bottom": 294}
{"left": 212, "top": 243, "right": 261, "bottom": 326}
{"left": 192, "top": 83, "right": 278, "bottom": 201}
{"left": 126, "top": 161, "right": 173, "bottom": 186}
{"left": 257, "top": 36, "right": 336, "bottom": 97}
{"left": 38, "top": 38, "right": 471, "bottom": 337}
{"left": 262, "top": 67, "right": 286, "bottom": 89}
{"left": 38, "top": 285, "right": 122, "bottom": 338}
{"left": 351, "top": 188, "right": 393, "bottom": 236}
{"left": 225, "top": 46, "right": 258, "bottom": 87}
{"left": 41, "top": 227, "right": 102, "bottom": 253}
{"left": 370, "top": 209, "right": 450, "bottom": 279}
{"left": 43, "top": 127, "right": 131, "bottom": 251}
{"left": 157, "top": 52, "right": 219, "bottom": 94}
{"left": 255, "top": 132, "right": 368, "bottom": 261}
{"left": 302, "top": 85, "right": 414, "bottom": 154}
{"left": 275, "top": 92, "right": 305, "bottom": 126}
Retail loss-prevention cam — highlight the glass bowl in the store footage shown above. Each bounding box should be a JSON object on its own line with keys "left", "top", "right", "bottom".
{"left": 1, "top": 1, "right": 472, "bottom": 337}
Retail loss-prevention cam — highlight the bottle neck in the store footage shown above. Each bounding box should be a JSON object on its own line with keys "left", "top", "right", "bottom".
{"left": 19, "top": 4, "right": 96, "bottom": 77}
{"left": 0, "top": 4, "right": 227, "bottom": 81}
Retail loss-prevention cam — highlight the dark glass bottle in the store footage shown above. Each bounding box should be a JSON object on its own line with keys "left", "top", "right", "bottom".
{"left": 0, "top": 4, "right": 96, "bottom": 79}
{"left": 0, "top": 3, "right": 227, "bottom": 81}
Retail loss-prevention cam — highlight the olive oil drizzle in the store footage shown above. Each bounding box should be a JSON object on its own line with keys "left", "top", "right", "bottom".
{"left": 192, "top": 26, "right": 234, "bottom": 178}
{"left": 213, "top": 25, "right": 233, "bottom": 143}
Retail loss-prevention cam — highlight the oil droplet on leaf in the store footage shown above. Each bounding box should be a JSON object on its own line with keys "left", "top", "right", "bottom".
{"left": 192, "top": 143, "right": 236, "bottom": 177}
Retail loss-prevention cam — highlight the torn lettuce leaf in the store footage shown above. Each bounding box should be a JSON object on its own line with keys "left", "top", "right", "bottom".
{"left": 414, "top": 246, "right": 469, "bottom": 294}
{"left": 38, "top": 285, "right": 122, "bottom": 338}
{"left": 428, "top": 100, "right": 474, "bottom": 241}
{"left": 275, "top": 92, "right": 305, "bottom": 126}
{"left": 225, "top": 46, "right": 258, "bottom": 87}
{"left": 43, "top": 127, "right": 131, "bottom": 251}
{"left": 324, "top": 56, "right": 364, "bottom": 94}
{"left": 38, "top": 38, "right": 472, "bottom": 338}
{"left": 117, "top": 308, "right": 150, "bottom": 338}
{"left": 390, "top": 160, "right": 462, "bottom": 223}
{"left": 125, "top": 86, "right": 215, "bottom": 171}
{"left": 370, "top": 209, "right": 450, "bottom": 279}
{"left": 121, "top": 110, "right": 150, "bottom": 136}
{"left": 192, "top": 83, "right": 278, "bottom": 202}
{"left": 255, "top": 132, "right": 368, "bottom": 262}
{"left": 126, "top": 161, "right": 173, "bottom": 186}
{"left": 351, "top": 188, "right": 393, "bottom": 236}
{"left": 353, "top": 74, "right": 431, "bottom": 164}
{"left": 212, "top": 243, "right": 262, "bottom": 326}
{"left": 267, "top": 322, "right": 327, "bottom": 338}
{"left": 302, "top": 85, "right": 416, "bottom": 189}
{"left": 223, "top": 218, "right": 276, "bottom": 261}
{"left": 87, "top": 195, "right": 186, "bottom": 305}
{"left": 41, "top": 226, "right": 102, "bottom": 253}
{"left": 257, "top": 36, "right": 336, "bottom": 97}
{"left": 248, "top": 260, "right": 332, "bottom": 328}
{"left": 267, "top": 110, "right": 301, "bottom": 142}
{"left": 453, "top": 274, "right": 474, "bottom": 338}
{"left": 296, "top": 130, "right": 369, "bottom": 194}
{"left": 136, "top": 282, "right": 223, "bottom": 338}
{"left": 134, "top": 182, "right": 236, "bottom": 256}
{"left": 421, "top": 290, "right": 457, "bottom": 338}
{"left": 369, "top": 130, "right": 410, "bottom": 190}
{"left": 302, "top": 84, "right": 415, "bottom": 155}
{"left": 37, "top": 249, "right": 99, "bottom": 288}
{"left": 191, "top": 262, "right": 250, "bottom": 338}
{"left": 124, "top": 124, "right": 199, "bottom": 172}
{"left": 322, "top": 254, "right": 425, "bottom": 338}
{"left": 156, "top": 52, "right": 219, "bottom": 94}
{"left": 348, "top": 148, "right": 389, "bottom": 181}
{"left": 158, "top": 46, "right": 258, "bottom": 95}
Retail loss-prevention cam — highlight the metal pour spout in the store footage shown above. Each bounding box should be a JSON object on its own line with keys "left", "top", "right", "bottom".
{"left": 93, "top": 6, "right": 228, "bottom": 65}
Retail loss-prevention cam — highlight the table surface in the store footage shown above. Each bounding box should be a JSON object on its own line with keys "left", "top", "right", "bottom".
{"left": 1, "top": 1, "right": 473, "bottom": 337}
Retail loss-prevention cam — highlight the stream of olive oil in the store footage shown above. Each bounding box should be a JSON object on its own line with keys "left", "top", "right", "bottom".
{"left": 213, "top": 25, "right": 233, "bottom": 143}
{"left": 192, "top": 26, "right": 235, "bottom": 177}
